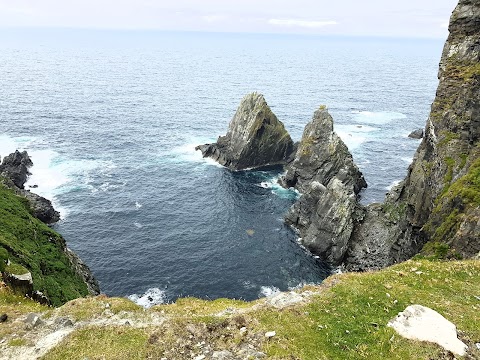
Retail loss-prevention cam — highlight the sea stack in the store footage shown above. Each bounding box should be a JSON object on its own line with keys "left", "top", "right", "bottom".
{"left": 280, "top": 106, "right": 367, "bottom": 266}
{"left": 196, "top": 92, "right": 295, "bottom": 170}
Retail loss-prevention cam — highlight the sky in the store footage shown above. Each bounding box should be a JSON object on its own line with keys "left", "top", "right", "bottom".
{"left": 0, "top": 0, "right": 459, "bottom": 38}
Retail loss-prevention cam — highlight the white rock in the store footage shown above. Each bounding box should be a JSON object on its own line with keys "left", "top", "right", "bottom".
{"left": 193, "top": 355, "right": 206, "bottom": 360}
{"left": 387, "top": 305, "right": 468, "bottom": 356}
{"left": 265, "top": 331, "right": 276, "bottom": 338}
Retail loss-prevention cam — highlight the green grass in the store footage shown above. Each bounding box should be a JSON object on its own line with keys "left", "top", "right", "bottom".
{"left": 43, "top": 326, "right": 149, "bottom": 360}
{"left": 254, "top": 260, "right": 480, "bottom": 359}
{"left": 21, "top": 260, "right": 476, "bottom": 359}
{"left": 0, "top": 183, "right": 89, "bottom": 306}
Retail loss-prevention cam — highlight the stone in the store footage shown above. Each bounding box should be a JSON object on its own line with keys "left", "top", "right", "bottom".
{"left": 265, "top": 331, "right": 276, "bottom": 338}
{"left": 54, "top": 317, "right": 74, "bottom": 328}
{"left": 25, "top": 313, "right": 45, "bottom": 329}
{"left": 387, "top": 305, "right": 467, "bottom": 356}
{"left": 280, "top": 107, "right": 367, "bottom": 266}
{"left": 211, "top": 350, "right": 235, "bottom": 359}
{"left": 196, "top": 93, "right": 295, "bottom": 170}
{"left": 408, "top": 129, "right": 424, "bottom": 139}
{"left": 0, "top": 314, "right": 7, "bottom": 323}
{"left": 3, "top": 271, "right": 34, "bottom": 297}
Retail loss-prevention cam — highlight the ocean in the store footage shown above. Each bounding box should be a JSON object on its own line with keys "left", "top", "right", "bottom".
{"left": 0, "top": 29, "right": 443, "bottom": 307}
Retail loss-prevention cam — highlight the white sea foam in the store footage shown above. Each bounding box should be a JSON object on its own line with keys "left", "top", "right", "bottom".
{"left": 135, "top": 201, "right": 142, "bottom": 209}
{"left": 257, "top": 175, "right": 299, "bottom": 199}
{"left": 169, "top": 139, "right": 224, "bottom": 168}
{"left": 128, "top": 288, "right": 166, "bottom": 308}
{"left": 335, "top": 124, "right": 380, "bottom": 150}
{"left": 401, "top": 157, "right": 413, "bottom": 164}
{"left": 259, "top": 286, "right": 281, "bottom": 298}
{"left": 0, "top": 133, "right": 116, "bottom": 219}
{"left": 386, "top": 180, "right": 402, "bottom": 191}
{"left": 133, "top": 222, "right": 143, "bottom": 228}
{"left": 351, "top": 110, "right": 407, "bottom": 125}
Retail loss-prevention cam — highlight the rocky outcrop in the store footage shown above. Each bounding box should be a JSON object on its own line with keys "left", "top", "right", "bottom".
{"left": 280, "top": 107, "right": 367, "bottom": 266}
{"left": 343, "top": 0, "right": 480, "bottom": 270}
{"left": 0, "top": 151, "right": 60, "bottom": 224}
{"left": 408, "top": 129, "right": 424, "bottom": 139}
{"left": 196, "top": 93, "right": 295, "bottom": 170}
{"left": 0, "top": 150, "right": 32, "bottom": 189}
{"left": 0, "top": 150, "right": 100, "bottom": 304}
{"left": 18, "top": 190, "right": 60, "bottom": 224}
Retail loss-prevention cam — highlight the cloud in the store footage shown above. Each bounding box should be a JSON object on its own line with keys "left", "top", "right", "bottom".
{"left": 202, "top": 14, "right": 226, "bottom": 23}
{"left": 268, "top": 18, "right": 337, "bottom": 28}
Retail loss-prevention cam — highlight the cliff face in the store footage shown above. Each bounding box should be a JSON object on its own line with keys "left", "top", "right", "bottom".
{"left": 401, "top": 0, "right": 480, "bottom": 257}
{"left": 281, "top": 108, "right": 367, "bottom": 266}
{"left": 344, "top": 0, "right": 480, "bottom": 270}
{"left": 196, "top": 93, "right": 295, "bottom": 170}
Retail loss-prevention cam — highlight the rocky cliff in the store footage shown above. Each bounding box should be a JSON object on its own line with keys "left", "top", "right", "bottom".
{"left": 196, "top": 93, "right": 295, "bottom": 170}
{"left": 280, "top": 107, "right": 367, "bottom": 266}
{"left": 344, "top": 0, "right": 480, "bottom": 270}
{"left": 0, "top": 151, "right": 99, "bottom": 305}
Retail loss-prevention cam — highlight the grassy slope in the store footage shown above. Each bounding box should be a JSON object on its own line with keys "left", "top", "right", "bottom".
{"left": 1, "top": 259, "right": 478, "bottom": 359}
{"left": 0, "top": 183, "right": 89, "bottom": 306}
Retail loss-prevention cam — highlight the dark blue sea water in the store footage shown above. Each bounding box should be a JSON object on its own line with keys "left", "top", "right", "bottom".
{"left": 0, "top": 29, "right": 443, "bottom": 306}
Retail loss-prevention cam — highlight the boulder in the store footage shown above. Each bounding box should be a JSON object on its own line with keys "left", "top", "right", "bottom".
{"left": 408, "top": 129, "right": 424, "bottom": 139}
{"left": 25, "top": 313, "right": 45, "bottom": 329}
{"left": 0, "top": 150, "right": 32, "bottom": 189}
{"left": 2, "top": 270, "right": 34, "bottom": 297}
{"left": 388, "top": 305, "right": 468, "bottom": 356}
{"left": 196, "top": 93, "right": 295, "bottom": 170}
{"left": 281, "top": 107, "right": 367, "bottom": 266}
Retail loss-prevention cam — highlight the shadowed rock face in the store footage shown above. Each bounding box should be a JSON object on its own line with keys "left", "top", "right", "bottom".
{"left": 196, "top": 93, "right": 295, "bottom": 170}
{"left": 280, "top": 107, "right": 367, "bottom": 266}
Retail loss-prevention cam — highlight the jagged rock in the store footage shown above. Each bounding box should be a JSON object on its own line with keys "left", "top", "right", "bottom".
{"left": 2, "top": 270, "right": 34, "bottom": 297}
{"left": 281, "top": 107, "right": 367, "bottom": 266}
{"left": 408, "top": 129, "right": 424, "bottom": 139}
{"left": 388, "top": 305, "right": 468, "bottom": 356}
{"left": 17, "top": 189, "right": 60, "bottom": 224}
{"left": 0, "top": 150, "right": 32, "bottom": 189}
{"left": 0, "top": 314, "right": 7, "bottom": 323}
{"left": 196, "top": 93, "right": 295, "bottom": 170}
